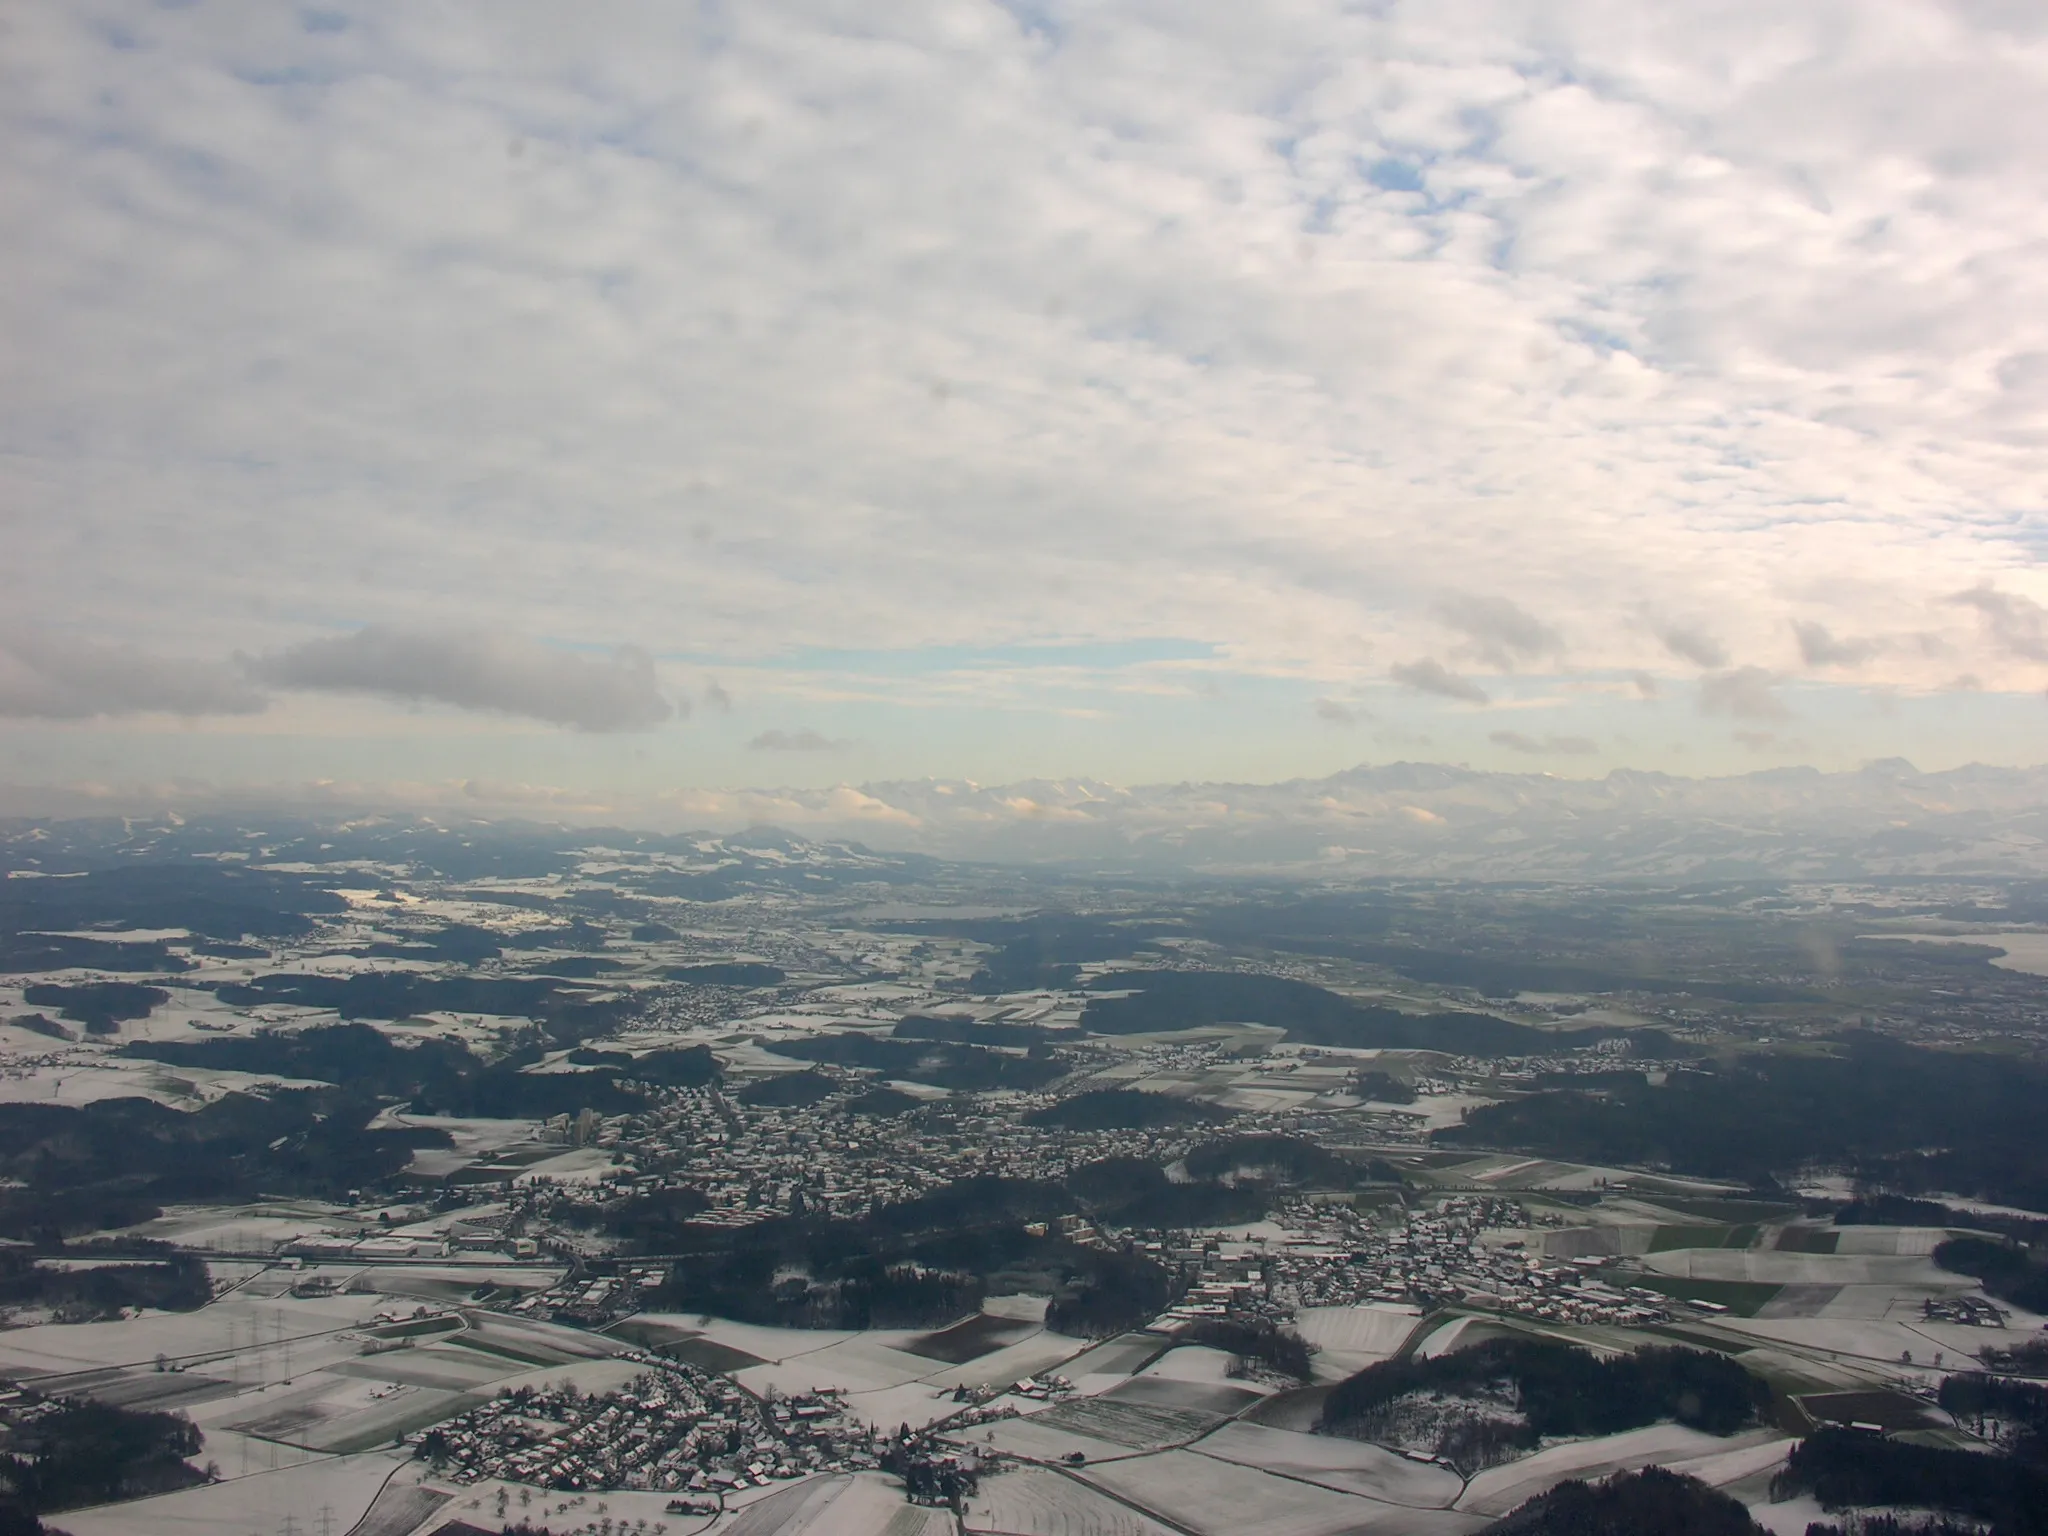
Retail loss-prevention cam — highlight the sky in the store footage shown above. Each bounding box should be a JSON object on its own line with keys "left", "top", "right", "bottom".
{"left": 4, "top": 0, "right": 2048, "bottom": 818}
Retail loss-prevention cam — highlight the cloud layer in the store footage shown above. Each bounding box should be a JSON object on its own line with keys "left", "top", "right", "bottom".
{"left": 0, "top": 629, "right": 265, "bottom": 720}
{"left": 248, "top": 627, "right": 673, "bottom": 731}
{"left": 1, "top": 1, "right": 2045, "bottom": 785}
{"left": 747, "top": 728, "right": 846, "bottom": 752}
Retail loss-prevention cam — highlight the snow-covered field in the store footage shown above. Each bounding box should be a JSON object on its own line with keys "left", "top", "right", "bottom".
{"left": 966, "top": 1467, "right": 1186, "bottom": 1536}
{"left": 1294, "top": 1303, "right": 1424, "bottom": 1378}
{"left": 1644, "top": 1249, "right": 1948, "bottom": 1286}
{"left": 1078, "top": 1447, "right": 1489, "bottom": 1536}
{"left": 58, "top": 1451, "right": 407, "bottom": 1536}
{"left": 1194, "top": 1421, "right": 1465, "bottom": 1506}
{"left": 1456, "top": 1425, "right": 1784, "bottom": 1518}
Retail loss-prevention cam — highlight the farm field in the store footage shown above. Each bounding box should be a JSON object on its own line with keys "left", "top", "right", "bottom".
{"left": 967, "top": 1466, "right": 1186, "bottom": 1536}
{"left": 1078, "top": 1447, "right": 1490, "bottom": 1536}
{"left": 56, "top": 1451, "right": 408, "bottom": 1536}
{"left": 1455, "top": 1424, "right": 1787, "bottom": 1518}
{"left": 1193, "top": 1421, "right": 1465, "bottom": 1505}
{"left": 722, "top": 1472, "right": 950, "bottom": 1536}
{"left": 1642, "top": 1250, "right": 1951, "bottom": 1286}
{"left": 1292, "top": 1303, "right": 1424, "bottom": 1378}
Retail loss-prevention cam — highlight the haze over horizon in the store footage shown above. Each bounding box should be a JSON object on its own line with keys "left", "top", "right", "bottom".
{"left": 6, "top": 1, "right": 2048, "bottom": 803}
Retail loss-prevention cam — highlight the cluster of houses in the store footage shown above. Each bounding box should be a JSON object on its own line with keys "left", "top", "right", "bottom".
{"left": 416, "top": 1364, "right": 878, "bottom": 1494}
{"left": 524, "top": 1083, "right": 1223, "bottom": 1235}
{"left": 1246, "top": 1196, "right": 1677, "bottom": 1327}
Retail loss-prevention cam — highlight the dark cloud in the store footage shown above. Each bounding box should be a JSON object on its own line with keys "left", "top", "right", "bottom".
{"left": 747, "top": 728, "right": 846, "bottom": 751}
{"left": 1434, "top": 593, "right": 1561, "bottom": 668}
{"left": 1314, "top": 698, "right": 1364, "bottom": 725}
{"left": 1630, "top": 671, "right": 1661, "bottom": 699}
{"left": 1699, "top": 666, "right": 1790, "bottom": 721}
{"left": 702, "top": 679, "right": 734, "bottom": 714}
{"left": 249, "top": 626, "right": 674, "bottom": 731}
{"left": 1654, "top": 622, "right": 1727, "bottom": 669}
{"left": 1390, "top": 657, "right": 1489, "bottom": 704}
{"left": 1489, "top": 730, "right": 1597, "bottom": 755}
{"left": 1793, "top": 620, "right": 1878, "bottom": 668}
{"left": 0, "top": 629, "right": 268, "bottom": 719}
{"left": 1951, "top": 585, "right": 2048, "bottom": 661}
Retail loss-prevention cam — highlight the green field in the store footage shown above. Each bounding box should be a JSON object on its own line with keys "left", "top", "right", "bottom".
{"left": 1632, "top": 1275, "right": 1783, "bottom": 1317}
{"left": 444, "top": 1333, "right": 567, "bottom": 1367}
{"left": 1647, "top": 1224, "right": 1759, "bottom": 1252}
{"left": 369, "top": 1315, "right": 465, "bottom": 1340}
{"left": 1654, "top": 1197, "right": 1802, "bottom": 1224}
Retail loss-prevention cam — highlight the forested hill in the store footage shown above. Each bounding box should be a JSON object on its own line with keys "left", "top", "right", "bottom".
{"left": 1081, "top": 970, "right": 1678, "bottom": 1056}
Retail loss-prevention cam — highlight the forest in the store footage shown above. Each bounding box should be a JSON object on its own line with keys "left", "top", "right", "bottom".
{"left": 1934, "top": 1238, "right": 2048, "bottom": 1315}
{"left": 1938, "top": 1372, "right": 2048, "bottom": 1463}
{"left": 1023, "top": 1088, "right": 1229, "bottom": 1130}
{"left": 124, "top": 1022, "right": 711, "bottom": 1117}
{"left": 646, "top": 1174, "right": 1183, "bottom": 1334}
{"left": 893, "top": 1013, "right": 1081, "bottom": 1049}
{"left": 0, "top": 859, "right": 345, "bottom": 946}
{"left": 0, "top": 1247, "right": 211, "bottom": 1321}
{"left": 19, "top": 982, "right": 168, "bottom": 1032}
{"left": 1320, "top": 1338, "right": 1768, "bottom": 1444}
{"left": 1488, "top": 1467, "right": 1765, "bottom": 1536}
{"left": 1079, "top": 969, "right": 1654, "bottom": 1055}
{"left": 1773, "top": 1428, "right": 2048, "bottom": 1536}
{"left": 207, "top": 973, "right": 634, "bottom": 1046}
{"left": 0, "top": 1392, "right": 207, "bottom": 1528}
{"left": 0, "top": 1090, "right": 451, "bottom": 1240}
{"left": 769, "top": 1031, "right": 1066, "bottom": 1092}
{"left": 1443, "top": 1033, "right": 2048, "bottom": 1208}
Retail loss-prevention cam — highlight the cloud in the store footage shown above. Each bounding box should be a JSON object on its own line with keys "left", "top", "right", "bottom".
{"left": 1434, "top": 594, "right": 1561, "bottom": 669}
{"left": 1951, "top": 586, "right": 2048, "bottom": 662}
{"left": 1699, "top": 667, "right": 1791, "bottom": 721}
{"left": 1390, "top": 658, "right": 1490, "bottom": 705}
{"left": 747, "top": 728, "right": 847, "bottom": 751}
{"left": 1654, "top": 623, "right": 1728, "bottom": 670}
{"left": 3, "top": 2, "right": 2048, "bottom": 784}
{"left": 248, "top": 627, "right": 673, "bottom": 731}
{"left": 1489, "top": 730, "right": 1598, "bottom": 755}
{"left": 1733, "top": 730, "right": 1780, "bottom": 751}
{"left": 1793, "top": 621, "right": 1879, "bottom": 668}
{"left": 702, "top": 679, "right": 734, "bottom": 714}
{"left": 1314, "top": 698, "right": 1365, "bottom": 725}
{"left": 1630, "top": 672, "right": 1661, "bottom": 700}
{"left": 0, "top": 629, "right": 267, "bottom": 720}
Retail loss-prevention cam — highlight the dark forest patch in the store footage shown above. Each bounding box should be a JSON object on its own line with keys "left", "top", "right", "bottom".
{"left": 22, "top": 982, "right": 169, "bottom": 1033}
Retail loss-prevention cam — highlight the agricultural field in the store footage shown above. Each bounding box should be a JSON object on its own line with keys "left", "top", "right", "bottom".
{"left": 1076, "top": 1447, "right": 1490, "bottom": 1536}
{"left": 966, "top": 1466, "right": 1186, "bottom": 1536}
{"left": 56, "top": 1451, "right": 411, "bottom": 1536}
{"left": 721, "top": 1472, "right": 950, "bottom": 1536}
{"left": 1193, "top": 1421, "right": 1465, "bottom": 1505}
{"left": 1453, "top": 1424, "right": 1789, "bottom": 1518}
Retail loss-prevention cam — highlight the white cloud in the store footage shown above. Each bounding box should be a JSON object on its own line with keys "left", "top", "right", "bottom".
{"left": 1, "top": 0, "right": 2045, "bottom": 785}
